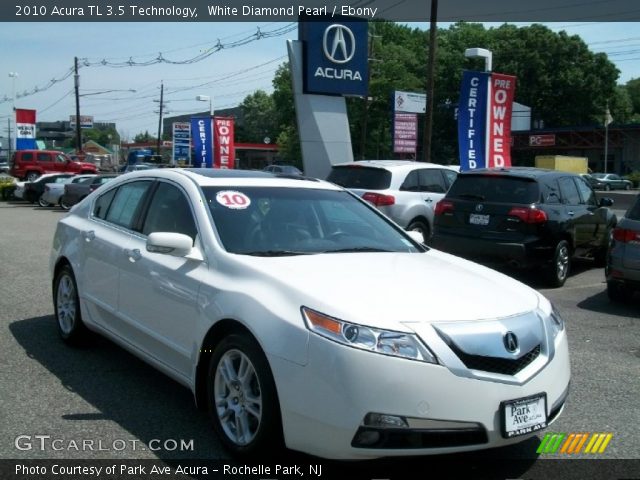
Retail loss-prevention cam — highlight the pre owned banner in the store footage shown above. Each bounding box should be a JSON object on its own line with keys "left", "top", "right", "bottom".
{"left": 191, "top": 117, "right": 213, "bottom": 168}
{"left": 16, "top": 108, "right": 37, "bottom": 150}
{"left": 213, "top": 117, "right": 235, "bottom": 169}
{"left": 458, "top": 71, "right": 489, "bottom": 171}
{"left": 487, "top": 73, "right": 516, "bottom": 168}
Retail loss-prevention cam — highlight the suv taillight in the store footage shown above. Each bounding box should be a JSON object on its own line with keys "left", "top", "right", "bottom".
{"left": 434, "top": 200, "right": 454, "bottom": 216}
{"left": 508, "top": 206, "right": 548, "bottom": 224}
{"left": 362, "top": 192, "right": 395, "bottom": 206}
{"left": 613, "top": 227, "right": 640, "bottom": 243}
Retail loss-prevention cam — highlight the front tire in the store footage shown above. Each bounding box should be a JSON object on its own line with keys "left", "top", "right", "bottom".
{"left": 38, "top": 194, "right": 51, "bottom": 207}
{"left": 547, "top": 240, "right": 571, "bottom": 288}
{"left": 53, "top": 265, "right": 88, "bottom": 345}
{"left": 207, "top": 333, "right": 282, "bottom": 457}
{"left": 604, "top": 184, "right": 611, "bottom": 191}
{"left": 407, "top": 219, "right": 430, "bottom": 243}
{"left": 59, "top": 196, "right": 71, "bottom": 211}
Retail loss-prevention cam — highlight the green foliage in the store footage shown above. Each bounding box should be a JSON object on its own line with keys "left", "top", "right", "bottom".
{"left": 237, "top": 90, "right": 277, "bottom": 143}
{"left": 624, "top": 171, "right": 640, "bottom": 187}
{"left": 134, "top": 131, "right": 156, "bottom": 143}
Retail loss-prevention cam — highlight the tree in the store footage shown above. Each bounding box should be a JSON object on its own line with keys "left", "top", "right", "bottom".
{"left": 237, "top": 90, "right": 277, "bottom": 143}
{"left": 625, "top": 77, "right": 640, "bottom": 118}
{"left": 134, "top": 131, "right": 156, "bottom": 143}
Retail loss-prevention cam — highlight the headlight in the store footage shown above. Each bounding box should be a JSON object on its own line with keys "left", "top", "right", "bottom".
{"left": 302, "top": 307, "right": 438, "bottom": 364}
{"left": 549, "top": 305, "right": 565, "bottom": 336}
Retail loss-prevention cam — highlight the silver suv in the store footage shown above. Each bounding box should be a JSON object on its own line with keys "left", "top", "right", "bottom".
{"left": 327, "top": 160, "right": 458, "bottom": 239}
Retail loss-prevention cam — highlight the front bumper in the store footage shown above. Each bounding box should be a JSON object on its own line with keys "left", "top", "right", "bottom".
{"left": 270, "top": 327, "right": 570, "bottom": 459}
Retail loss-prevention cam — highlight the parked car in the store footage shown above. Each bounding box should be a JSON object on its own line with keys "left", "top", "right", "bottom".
{"left": 41, "top": 174, "right": 96, "bottom": 207}
{"left": 22, "top": 173, "right": 75, "bottom": 204}
{"left": 0, "top": 161, "right": 9, "bottom": 173}
{"left": 12, "top": 180, "right": 27, "bottom": 200}
{"left": 591, "top": 173, "right": 633, "bottom": 191}
{"left": 580, "top": 173, "right": 606, "bottom": 190}
{"left": 263, "top": 164, "right": 303, "bottom": 175}
{"left": 327, "top": 160, "right": 458, "bottom": 240}
{"left": 9, "top": 150, "right": 97, "bottom": 182}
{"left": 606, "top": 193, "right": 640, "bottom": 301}
{"left": 50, "top": 168, "right": 569, "bottom": 459}
{"left": 432, "top": 167, "right": 617, "bottom": 287}
{"left": 59, "top": 174, "right": 118, "bottom": 210}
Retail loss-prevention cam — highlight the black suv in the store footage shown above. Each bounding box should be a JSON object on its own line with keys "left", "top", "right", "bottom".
{"left": 431, "top": 167, "right": 617, "bottom": 287}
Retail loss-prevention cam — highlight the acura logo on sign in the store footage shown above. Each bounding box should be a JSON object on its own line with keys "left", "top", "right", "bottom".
{"left": 503, "top": 331, "right": 519, "bottom": 353}
{"left": 323, "top": 24, "right": 356, "bottom": 64}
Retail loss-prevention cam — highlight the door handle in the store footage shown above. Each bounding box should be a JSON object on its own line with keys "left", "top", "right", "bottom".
{"left": 81, "top": 230, "right": 95, "bottom": 242}
{"left": 124, "top": 248, "right": 142, "bottom": 262}
{"left": 567, "top": 211, "right": 575, "bottom": 216}
{"left": 425, "top": 198, "right": 433, "bottom": 203}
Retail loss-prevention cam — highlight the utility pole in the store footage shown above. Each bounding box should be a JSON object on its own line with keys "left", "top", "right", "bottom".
{"left": 359, "top": 29, "right": 380, "bottom": 160}
{"left": 155, "top": 81, "right": 164, "bottom": 155}
{"left": 422, "top": 0, "right": 438, "bottom": 162}
{"left": 7, "top": 118, "right": 12, "bottom": 161}
{"left": 74, "top": 57, "right": 82, "bottom": 155}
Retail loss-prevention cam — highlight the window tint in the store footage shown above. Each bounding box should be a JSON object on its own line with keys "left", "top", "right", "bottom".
{"left": 142, "top": 182, "right": 197, "bottom": 242}
{"left": 37, "top": 153, "right": 50, "bottom": 163}
{"left": 419, "top": 169, "right": 446, "bottom": 193}
{"left": 55, "top": 154, "right": 67, "bottom": 164}
{"left": 105, "top": 181, "right": 151, "bottom": 229}
{"left": 447, "top": 176, "right": 540, "bottom": 203}
{"left": 327, "top": 166, "right": 392, "bottom": 190}
{"left": 541, "top": 179, "right": 561, "bottom": 204}
{"left": 558, "top": 177, "right": 581, "bottom": 205}
{"left": 575, "top": 177, "right": 596, "bottom": 206}
{"left": 442, "top": 169, "right": 458, "bottom": 188}
{"left": 400, "top": 171, "right": 420, "bottom": 191}
{"left": 93, "top": 188, "right": 117, "bottom": 220}
{"left": 21, "top": 152, "right": 33, "bottom": 162}
{"left": 627, "top": 196, "right": 640, "bottom": 220}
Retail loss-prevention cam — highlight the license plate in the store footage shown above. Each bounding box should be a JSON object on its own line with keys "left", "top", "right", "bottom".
{"left": 469, "top": 213, "right": 490, "bottom": 225}
{"left": 501, "top": 394, "right": 547, "bottom": 438}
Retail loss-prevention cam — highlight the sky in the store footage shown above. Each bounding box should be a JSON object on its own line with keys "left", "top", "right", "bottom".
{"left": 1, "top": 21, "right": 640, "bottom": 142}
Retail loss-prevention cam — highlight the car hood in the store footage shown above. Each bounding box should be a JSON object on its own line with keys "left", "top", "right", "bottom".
{"left": 233, "top": 248, "right": 540, "bottom": 329}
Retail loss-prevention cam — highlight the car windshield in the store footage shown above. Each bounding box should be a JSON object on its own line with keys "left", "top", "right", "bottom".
{"left": 591, "top": 173, "right": 606, "bottom": 179}
{"left": 202, "top": 186, "right": 421, "bottom": 256}
{"left": 447, "top": 175, "right": 540, "bottom": 203}
{"left": 327, "top": 166, "right": 392, "bottom": 190}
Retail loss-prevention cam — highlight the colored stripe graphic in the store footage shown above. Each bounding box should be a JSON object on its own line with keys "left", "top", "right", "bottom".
{"left": 538, "top": 433, "right": 613, "bottom": 454}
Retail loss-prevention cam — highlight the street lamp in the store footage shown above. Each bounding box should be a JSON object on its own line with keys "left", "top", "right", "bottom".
{"left": 464, "top": 47, "right": 492, "bottom": 72}
{"left": 196, "top": 95, "right": 213, "bottom": 116}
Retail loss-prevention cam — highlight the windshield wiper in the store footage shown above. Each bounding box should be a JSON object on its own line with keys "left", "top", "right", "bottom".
{"left": 244, "top": 250, "right": 312, "bottom": 257}
{"left": 456, "top": 193, "right": 485, "bottom": 200}
{"left": 323, "top": 247, "right": 394, "bottom": 253}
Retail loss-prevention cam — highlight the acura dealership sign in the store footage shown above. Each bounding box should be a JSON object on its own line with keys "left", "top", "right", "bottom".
{"left": 299, "top": 15, "right": 368, "bottom": 96}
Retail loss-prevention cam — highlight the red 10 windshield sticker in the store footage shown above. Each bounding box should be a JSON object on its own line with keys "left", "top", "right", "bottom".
{"left": 216, "top": 191, "right": 251, "bottom": 210}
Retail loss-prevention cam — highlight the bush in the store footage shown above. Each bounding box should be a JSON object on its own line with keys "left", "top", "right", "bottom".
{"left": 624, "top": 171, "right": 640, "bottom": 188}
{"left": 0, "top": 177, "right": 16, "bottom": 200}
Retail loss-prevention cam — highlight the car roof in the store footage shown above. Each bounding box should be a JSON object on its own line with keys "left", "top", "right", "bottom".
{"left": 333, "top": 160, "right": 458, "bottom": 172}
{"left": 119, "top": 168, "right": 340, "bottom": 190}
{"left": 458, "top": 167, "right": 572, "bottom": 180}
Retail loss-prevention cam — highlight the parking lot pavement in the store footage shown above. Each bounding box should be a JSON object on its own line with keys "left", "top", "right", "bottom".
{"left": 0, "top": 202, "right": 638, "bottom": 471}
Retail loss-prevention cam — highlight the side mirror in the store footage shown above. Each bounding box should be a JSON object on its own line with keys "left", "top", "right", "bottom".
{"left": 406, "top": 230, "right": 425, "bottom": 244}
{"left": 599, "top": 197, "right": 614, "bottom": 207}
{"left": 147, "top": 232, "right": 195, "bottom": 257}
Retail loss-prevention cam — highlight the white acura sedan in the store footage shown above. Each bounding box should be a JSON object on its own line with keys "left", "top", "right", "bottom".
{"left": 50, "top": 168, "right": 570, "bottom": 459}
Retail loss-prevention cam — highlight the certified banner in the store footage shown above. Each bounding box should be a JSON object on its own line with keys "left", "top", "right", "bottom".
{"left": 457, "top": 71, "right": 489, "bottom": 171}
{"left": 16, "top": 108, "right": 37, "bottom": 150}
{"left": 487, "top": 73, "right": 516, "bottom": 168}
{"left": 191, "top": 117, "right": 213, "bottom": 168}
{"left": 213, "top": 117, "right": 235, "bottom": 169}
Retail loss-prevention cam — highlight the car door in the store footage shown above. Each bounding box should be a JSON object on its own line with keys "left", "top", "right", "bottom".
{"left": 557, "top": 176, "right": 593, "bottom": 251}
{"left": 574, "top": 175, "right": 609, "bottom": 248}
{"left": 37, "top": 152, "right": 54, "bottom": 173}
{"left": 117, "top": 180, "right": 203, "bottom": 378}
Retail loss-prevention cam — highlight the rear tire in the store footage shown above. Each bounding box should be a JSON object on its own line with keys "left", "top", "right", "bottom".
{"left": 207, "top": 333, "right": 282, "bottom": 457}
{"left": 407, "top": 219, "right": 430, "bottom": 243}
{"left": 38, "top": 194, "right": 51, "bottom": 207}
{"left": 607, "top": 281, "right": 630, "bottom": 303}
{"left": 53, "top": 265, "right": 89, "bottom": 345}
{"left": 59, "top": 196, "right": 71, "bottom": 211}
{"left": 547, "top": 240, "right": 570, "bottom": 288}
{"left": 625, "top": 183, "right": 631, "bottom": 190}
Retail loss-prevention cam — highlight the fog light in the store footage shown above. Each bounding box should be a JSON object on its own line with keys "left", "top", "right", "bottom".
{"left": 354, "top": 430, "right": 381, "bottom": 446}
{"left": 364, "top": 413, "right": 409, "bottom": 428}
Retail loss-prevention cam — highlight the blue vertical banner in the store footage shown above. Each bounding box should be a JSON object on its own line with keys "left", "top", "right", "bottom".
{"left": 191, "top": 116, "right": 213, "bottom": 168}
{"left": 458, "top": 70, "right": 489, "bottom": 171}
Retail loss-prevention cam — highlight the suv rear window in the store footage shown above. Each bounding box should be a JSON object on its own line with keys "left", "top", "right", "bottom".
{"left": 448, "top": 175, "right": 540, "bottom": 204}
{"left": 327, "top": 166, "right": 392, "bottom": 190}
{"left": 627, "top": 196, "right": 640, "bottom": 220}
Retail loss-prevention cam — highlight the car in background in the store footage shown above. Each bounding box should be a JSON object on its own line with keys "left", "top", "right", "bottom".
{"left": 9, "top": 150, "right": 97, "bottom": 182}
{"left": 580, "top": 173, "right": 606, "bottom": 190}
{"left": 22, "top": 173, "right": 75, "bottom": 204}
{"left": 327, "top": 160, "right": 458, "bottom": 240}
{"left": 263, "top": 163, "right": 303, "bottom": 175}
{"left": 41, "top": 174, "right": 96, "bottom": 207}
{"left": 591, "top": 173, "right": 633, "bottom": 191}
{"left": 50, "top": 168, "right": 569, "bottom": 459}
{"left": 606, "top": 193, "right": 640, "bottom": 301}
{"left": 0, "top": 161, "right": 9, "bottom": 173}
{"left": 432, "top": 167, "right": 617, "bottom": 287}
{"left": 60, "top": 174, "right": 118, "bottom": 210}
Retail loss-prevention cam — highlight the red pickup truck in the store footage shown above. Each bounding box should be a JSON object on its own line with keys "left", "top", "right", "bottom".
{"left": 9, "top": 150, "right": 97, "bottom": 181}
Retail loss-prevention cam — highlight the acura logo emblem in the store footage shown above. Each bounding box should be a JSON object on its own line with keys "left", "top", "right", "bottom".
{"left": 503, "top": 331, "right": 519, "bottom": 353}
{"left": 323, "top": 24, "right": 356, "bottom": 64}
{"left": 475, "top": 204, "right": 484, "bottom": 212}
